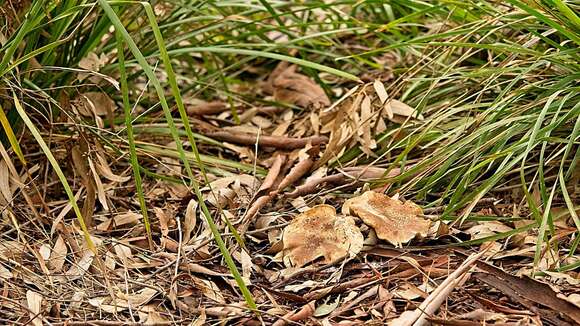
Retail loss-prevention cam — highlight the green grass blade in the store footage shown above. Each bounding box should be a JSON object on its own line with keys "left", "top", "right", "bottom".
{"left": 116, "top": 29, "right": 153, "bottom": 249}
{"left": 141, "top": 2, "right": 255, "bottom": 310}
{"left": 97, "top": 0, "right": 257, "bottom": 311}
{"left": 12, "top": 93, "right": 97, "bottom": 254}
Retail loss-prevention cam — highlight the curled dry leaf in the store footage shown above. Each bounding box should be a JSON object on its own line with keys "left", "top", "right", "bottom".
{"left": 76, "top": 92, "right": 115, "bottom": 117}
{"left": 183, "top": 199, "right": 198, "bottom": 244}
{"left": 94, "top": 153, "right": 130, "bottom": 183}
{"left": 0, "top": 159, "right": 12, "bottom": 205}
{"left": 343, "top": 191, "right": 430, "bottom": 247}
{"left": 264, "top": 62, "right": 330, "bottom": 109}
{"left": 385, "top": 99, "right": 425, "bottom": 123}
{"left": 282, "top": 205, "right": 363, "bottom": 268}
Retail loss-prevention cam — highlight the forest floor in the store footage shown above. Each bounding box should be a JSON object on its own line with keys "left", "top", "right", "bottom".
{"left": 1, "top": 1, "right": 579, "bottom": 325}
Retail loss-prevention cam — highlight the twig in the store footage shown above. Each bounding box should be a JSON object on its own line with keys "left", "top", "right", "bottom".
{"left": 259, "top": 154, "right": 285, "bottom": 192}
{"left": 275, "top": 157, "right": 314, "bottom": 193}
{"left": 206, "top": 131, "right": 328, "bottom": 149}
{"left": 287, "top": 165, "right": 402, "bottom": 198}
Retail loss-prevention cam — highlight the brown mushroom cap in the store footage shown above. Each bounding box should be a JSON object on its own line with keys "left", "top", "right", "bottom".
{"left": 282, "top": 205, "right": 363, "bottom": 268}
{"left": 343, "top": 191, "right": 430, "bottom": 247}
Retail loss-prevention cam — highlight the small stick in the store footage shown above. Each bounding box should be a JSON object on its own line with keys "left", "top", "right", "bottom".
{"left": 275, "top": 157, "right": 314, "bottom": 193}
{"left": 259, "top": 154, "right": 285, "bottom": 192}
{"left": 186, "top": 101, "right": 227, "bottom": 116}
{"left": 207, "top": 131, "right": 328, "bottom": 149}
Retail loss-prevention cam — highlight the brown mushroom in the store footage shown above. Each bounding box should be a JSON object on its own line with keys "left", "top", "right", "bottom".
{"left": 282, "top": 205, "right": 363, "bottom": 268}
{"left": 343, "top": 191, "right": 430, "bottom": 247}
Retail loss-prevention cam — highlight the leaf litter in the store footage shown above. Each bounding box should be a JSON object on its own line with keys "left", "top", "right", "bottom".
{"left": 2, "top": 55, "right": 580, "bottom": 326}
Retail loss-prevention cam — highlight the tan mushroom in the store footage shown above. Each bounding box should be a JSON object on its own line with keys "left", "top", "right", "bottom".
{"left": 343, "top": 191, "right": 430, "bottom": 247}
{"left": 282, "top": 205, "right": 363, "bottom": 268}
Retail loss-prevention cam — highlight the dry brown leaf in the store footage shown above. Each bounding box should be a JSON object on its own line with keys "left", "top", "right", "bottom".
{"left": 94, "top": 153, "right": 130, "bottom": 183}
{"left": 87, "top": 156, "right": 109, "bottom": 211}
{"left": 96, "top": 211, "right": 141, "bottom": 231}
{"left": 48, "top": 235, "right": 67, "bottom": 272}
{"left": 188, "top": 276, "right": 226, "bottom": 303}
{"left": 204, "top": 174, "right": 259, "bottom": 209}
{"left": 0, "top": 264, "right": 13, "bottom": 280}
{"left": 252, "top": 115, "right": 272, "bottom": 129}
{"left": 282, "top": 204, "right": 363, "bottom": 267}
{"left": 190, "top": 309, "right": 207, "bottom": 326}
{"left": 343, "top": 191, "right": 430, "bottom": 247}
{"left": 179, "top": 262, "right": 229, "bottom": 277}
{"left": 59, "top": 247, "right": 95, "bottom": 283}
{"left": 360, "top": 94, "right": 376, "bottom": 155}
{"left": 465, "top": 221, "right": 513, "bottom": 240}
{"left": 77, "top": 92, "right": 115, "bottom": 116}
{"left": 393, "top": 283, "right": 432, "bottom": 300}
{"left": 373, "top": 79, "right": 389, "bottom": 104}
{"left": 87, "top": 297, "right": 118, "bottom": 314}
{"left": 89, "top": 287, "right": 158, "bottom": 314}
{"left": 118, "top": 287, "right": 158, "bottom": 307}
{"left": 0, "top": 159, "right": 11, "bottom": 205}
{"left": 241, "top": 249, "right": 253, "bottom": 283}
{"left": 155, "top": 207, "right": 175, "bottom": 250}
{"left": 183, "top": 199, "right": 198, "bottom": 244}
{"left": 457, "top": 309, "right": 508, "bottom": 322}
{"left": 0, "top": 240, "right": 25, "bottom": 261}
{"left": 26, "top": 290, "right": 43, "bottom": 326}
{"left": 265, "top": 62, "right": 330, "bottom": 109}
{"left": 156, "top": 143, "right": 182, "bottom": 177}
{"left": 79, "top": 52, "right": 107, "bottom": 71}
{"left": 385, "top": 99, "right": 424, "bottom": 123}
{"left": 113, "top": 242, "right": 133, "bottom": 266}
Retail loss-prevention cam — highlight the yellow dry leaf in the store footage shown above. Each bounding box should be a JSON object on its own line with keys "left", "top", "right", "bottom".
{"left": 343, "top": 191, "right": 430, "bottom": 247}
{"left": 282, "top": 205, "right": 363, "bottom": 267}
